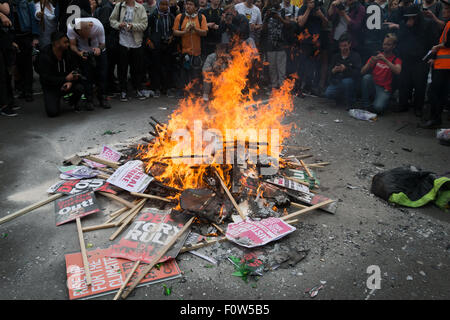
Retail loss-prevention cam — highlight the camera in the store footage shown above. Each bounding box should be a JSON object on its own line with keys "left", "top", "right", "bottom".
{"left": 72, "top": 68, "right": 87, "bottom": 81}
{"left": 336, "top": 2, "right": 345, "bottom": 11}
{"left": 82, "top": 51, "right": 97, "bottom": 68}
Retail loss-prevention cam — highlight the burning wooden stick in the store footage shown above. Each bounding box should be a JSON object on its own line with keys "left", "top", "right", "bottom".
{"left": 84, "top": 155, "right": 120, "bottom": 169}
{"left": 300, "top": 159, "right": 314, "bottom": 179}
{"left": 113, "top": 260, "right": 141, "bottom": 300}
{"left": 120, "top": 216, "right": 195, "bottom": 300}
{"left": 130, "top": 192, "right": 175, "bottom": 203}
{"left": 76, "top": 217, "right": 92, "bottom": 286}
{"left": 281, "top": 199, "right": 335, "bottom": 221}
{"left": 0, "top": 193, "right": 63, "bottom": 225}
{"left": 214, "top": 171, "right": 246, "bottom": 221}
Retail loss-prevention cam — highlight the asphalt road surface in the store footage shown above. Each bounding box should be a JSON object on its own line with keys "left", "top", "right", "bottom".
{"left": 1, "top": 90, "right": 449, "bottom": 300}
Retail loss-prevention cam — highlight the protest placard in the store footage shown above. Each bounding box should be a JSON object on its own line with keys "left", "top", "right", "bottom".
{"left": 65, "top": 248, "right": 181, "bottom": 300}
{"left": 226, "top": 217, "right": 296, "bottom": 248}
{"left": 108, "top": 208, "right": 191, "bottom": 263}
{"left": 265, "top": 176, "right": 311, "bottom": 193}
{"left": 47, "top": 179, "right": 116, "bottom": 195}
{"left": 55, "top": 191, "right": 100, "bottom": 226}
{"left": 106, "top": 160, "right": 154, "bottom": 193}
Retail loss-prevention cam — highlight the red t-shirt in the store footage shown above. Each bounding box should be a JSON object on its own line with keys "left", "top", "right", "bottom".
{"left": 368, "top": 54, "right": 402, "bottom": 92}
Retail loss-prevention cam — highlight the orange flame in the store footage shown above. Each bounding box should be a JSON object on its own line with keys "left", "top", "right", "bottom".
{"left": 138, "top": 41, "right": 295, "bottom": 189}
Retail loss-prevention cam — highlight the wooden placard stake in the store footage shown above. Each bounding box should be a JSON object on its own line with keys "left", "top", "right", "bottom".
{"left": 76, "top": 217, "right": 92, "bottom": 286}
{"left": 0, "top": 193, "right": 63, "bottom": 225}
{"left": 121, "top": 216, "right": 195, "bottom": 300}
{"left": 113, "top": 260, "right": 141, "bottom": 300}
{"left": 214, "top": 171, "right": 246, "bottom": 221}
{"left": 130, "top": 192, "right": 175, "bottom": 203}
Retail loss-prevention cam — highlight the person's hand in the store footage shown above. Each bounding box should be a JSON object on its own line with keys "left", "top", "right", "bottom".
{"left": 431, "top": 44, "right": 441, "bottom": 54}
{"left": 36, "top": 11, "right": 43, "bottom": 19}
{"left": 119, "top": 22, "right": 127, "bottom": 29}
{"left": 61, "top": 82, "right": 72, "bottom": 91}
{"left": 422, "top": 9, "right": 435, "bottom": 19}
{"left": 375, "top": 52, "right": 386, "bottom": 62}
{"left": 0, "top": 14, "right": 12, "bottom": 27}
{"left": 65, "top": 71, "right": 75, "bottom": 82}
{"left": 340, "top": 64, "right": 346, "bottom": 71}
{"left": 126, "top": 23, "right": 133, "bottom": 31}
{"left": 32, "top": 38, "right": 39, "bottom": 48}
{"left": 332, "top": 65, "right": 341, "bottom": 73}
{"left": 79, "top": 50, "right": 87, "bottom": 59}
{"left": 207, "top": 22, "right": 215, "bottom": 28}
{"left": 93, "top": 47, "right": 101, "bottom": 56}
{"left": 12, "top": 42, "right": 19, "bottom": 52}
{"left": 428, "top": 58, "right": 434, "bottom": 66}
{"left": 383, "top": 22, "right": 399, "bottom": 29}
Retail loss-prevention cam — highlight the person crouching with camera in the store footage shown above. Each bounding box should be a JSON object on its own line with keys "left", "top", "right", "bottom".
{"left": 36, "top": 32, "right": 84, "bottom": 117}
{"left": 67, "top": 17, "right": 111, "bottom": 110}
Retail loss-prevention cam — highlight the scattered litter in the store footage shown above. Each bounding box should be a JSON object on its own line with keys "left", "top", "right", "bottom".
{"left": 306, "top": 284, "right": 324, "bottom": 298}
{"left": 102, "top": 130, "right": 124, "bottom": 135}
{"left": 401, "top": 147, "right": 413, "bottom": 152}
{"left": 348, "top": 109, "right": 377, "bottom": 121}
{"left": 334, "top": 119, "right": 343, "bottom": 123}
{"left": 406, "top": 275, "right": 413, "bottom": 281}
{"left": 163, "top": 284, "right": 172, "bottom": 296}
{"left": 189, "top": 250, "right": 218, "bottom": 265}
{"left": 437, "top": 129, "right": 450, "bottom": 145}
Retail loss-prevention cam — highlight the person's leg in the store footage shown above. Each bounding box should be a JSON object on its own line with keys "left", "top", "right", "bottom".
{"left": 341, "top": 78, "right": 355, "bottom": 108}
{"left": 267, "top": 51, "right": 278, "bottom": 89}
{"left": 277, "top": 50, "right": 287, "bottom": 88}
{"left": 0, "top": 49, "right": 8, "bottom": 107}
{"left": 150, "top": 48, "right": 162, "bottom": 91}
{"left": 117, "top": 45, "right": 130, "bottom": 96}
{"left": 411, "top": 61, "right": 428, "bottom": 117}
{"left": 398, "top": 62, "right": 413, "bottom": 111}
{"left": 372, "top": 85, "right": 391, "bottom": 114}
{"left": 95, "top": 51, "right": 110, "bottom": 108}
{"left": 420, "top": 69, "right": 449, "bottom": 127}
{"left": 131, "top": 46, "right": 144, "bottom": 92}
{"left": 16, "top": 35, "right": 34, "bottom": 100}
{"left": 324, "top": 83, "right": 340, "bottom": 102}
{"left": 361, "top": 73, "right": 375, "bottom": 107}
{"left": 42, "top": 87, "right": 62, "bottom": 117}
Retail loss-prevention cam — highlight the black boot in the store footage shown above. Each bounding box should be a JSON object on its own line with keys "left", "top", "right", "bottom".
{"left": 419, "top": 104, "right": 441, "bottom": 129}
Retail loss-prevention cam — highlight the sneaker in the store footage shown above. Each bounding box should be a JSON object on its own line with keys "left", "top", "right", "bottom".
{"left": 120, "top": 92, "right": 129, "bottom": 102}
{"left": 202, "top": 94, "right": 209, "bottom": 102}
{"left": 81, "top": 94, "right": 87, "bottom": 101}
{"left": 136, "top": 90, "right": 147, "bottom": 100}
{"left": 154, "top": 90, "right": 161, "bottom": 98}
{"left": 1, "top": 105, "right": 18, "bottom": 117}
{"left": 10, "top": 104, "right": 21, "bottom": 111}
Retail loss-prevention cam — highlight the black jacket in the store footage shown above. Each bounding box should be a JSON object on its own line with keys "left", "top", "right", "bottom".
{"left": 147, "top": 11, "right": 175, "bottom": 49}
{"left": 328, "top": 51, "right": 362, "bottom": 81}
{"left": 397, "top": 15, "right": 434, "bottom": 63}
{"left": 218, "top": 13, "right": 250, "bottom": 42}
{"left": 37, "top": 44, "right": 79, "bottom": 89}
{"left": 95, "top": 0, "right": 118, "bottom": 48}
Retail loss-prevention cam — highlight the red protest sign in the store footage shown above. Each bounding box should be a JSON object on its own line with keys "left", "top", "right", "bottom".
{"left": 55, "top": 191, "right": 100, "bottom": 226}
{"left": 65, "top": 248, "right": 181, "bottom": 300}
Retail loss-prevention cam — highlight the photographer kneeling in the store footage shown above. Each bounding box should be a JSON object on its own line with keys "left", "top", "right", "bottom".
{"left": 37, "top": 32, "right": 83, "bottom": 117}
{"left": 67, "top": 17, "right": 111, "bottom": 110}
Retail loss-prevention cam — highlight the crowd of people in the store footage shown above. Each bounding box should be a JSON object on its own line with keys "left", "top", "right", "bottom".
{"left": 0, "top": 0, "right": 448, "bottom": 129}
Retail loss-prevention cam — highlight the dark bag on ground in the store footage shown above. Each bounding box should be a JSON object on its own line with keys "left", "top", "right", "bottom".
{"left": 370, "top": 166, "right": 450, "bottom": 210}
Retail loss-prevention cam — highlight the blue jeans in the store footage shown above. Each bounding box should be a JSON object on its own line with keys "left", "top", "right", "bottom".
{"left": 325, "top": 77, "right": 355, "bottom": 107}
{"left": 361, "top": 74, "right": 391, "bottom": 113}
